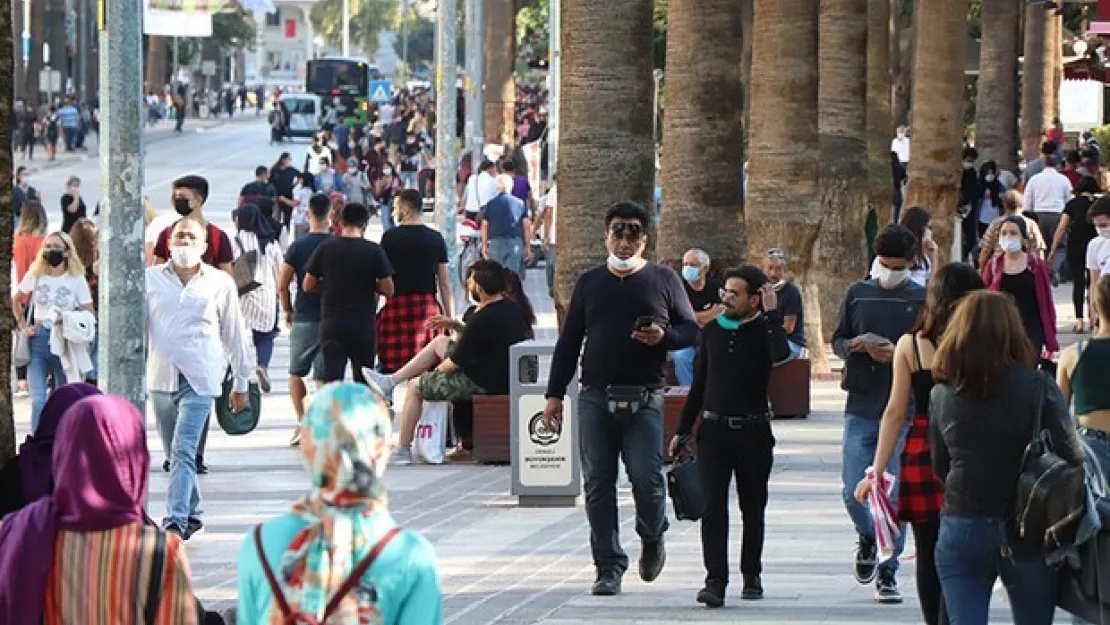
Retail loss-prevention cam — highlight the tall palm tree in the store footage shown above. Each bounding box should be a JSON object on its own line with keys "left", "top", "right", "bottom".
{"left": 554, "top": 0, "right": 655, "bottom": 313}
{"left": 905, "top": 0, "right": 968, "bottom": 262}
{"left": 146, "top": 35, "right": 169, "bottom": 94}
{"left": 0, "top": 0, "right": 15, "bottom": 463}
{"left": 976, "top": 0, "right": 1020, "bottom": 172}
{"left": 1021, "top": 4, "right": 1051, "bottom": 163}
{"left": 1051, "top": 12, "right": 1062, "bottom": 121}
{"left": 746, "top": 0, "right": 826, "bottom": 371}
{"left": 658, "top": 0, "right": 747, "bottom": 270}
{"left": 891, "top": 0, "right": 914, "bottom": 126}
{"left": 867, "top": 0, "right": 894, "bottom": 227}
{"left": 484, "top": 0, "right": 516, "bottom": 147}
{"left": 814, "top": 0, "right": 869, "bottom": 333}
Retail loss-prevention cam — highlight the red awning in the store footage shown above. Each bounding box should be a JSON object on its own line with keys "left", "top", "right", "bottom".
{"left": 1093, "top": 0, "right": 1110, "bottom": 35}
{"left": 1065, "top": 58, "right": 1109, "bottom": 83}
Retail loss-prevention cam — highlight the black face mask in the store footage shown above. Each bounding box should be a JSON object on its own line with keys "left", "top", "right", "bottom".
{"left": 174, "top": 197, "right": 192, "bottom": 216}
{"left": 45, "top": 250, "right": 65, "bottom": 267}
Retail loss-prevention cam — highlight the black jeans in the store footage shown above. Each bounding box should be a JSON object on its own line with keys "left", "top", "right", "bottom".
{"left": 912, "top": 519, "right": 948, "bottom": 625}
{"left": 1071, "top": 256, "right": 1089, "bottom": 319}
{"left": 320, "top": 326, "right": 377, "bottom": 385}
{"left": 696, "top": 418, "right": 775, "bottom": 586}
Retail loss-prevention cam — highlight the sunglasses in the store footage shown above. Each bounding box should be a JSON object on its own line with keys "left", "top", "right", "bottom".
{"left": 608, "top": 222, "right": 644, "bottom": 241}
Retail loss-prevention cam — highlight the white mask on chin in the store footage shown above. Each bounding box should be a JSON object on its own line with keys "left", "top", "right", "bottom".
{"left": 170, "top": 245, "right": 203, "bottom": 269}
{"left": 607, "top": 254, "right": 642, "bottom": 273}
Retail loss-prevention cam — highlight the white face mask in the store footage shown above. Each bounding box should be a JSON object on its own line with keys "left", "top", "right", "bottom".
{"left": 170, "top": 245, "right": 203, "bottom": 269}
{"left": 985, "top": 174, "right": 996, "bottom": 182}
{"left": 607, "top": 254, "right": 642, "bottom": 273}
{"left": 874, "top": 266, "right": 910, "bottom": 290}
{"left": 1000, "top": 236, "right": 1023, "bottom": 253}
{"left": 1098, "top": 226, "right": 1110, "bottom": 240}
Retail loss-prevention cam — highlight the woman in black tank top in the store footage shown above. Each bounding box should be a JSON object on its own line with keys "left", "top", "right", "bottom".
{"left": 854, "top": 263, "right": 984, "bottom": 625}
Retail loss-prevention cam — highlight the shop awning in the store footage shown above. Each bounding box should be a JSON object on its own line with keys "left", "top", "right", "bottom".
{"left": 1092, "top": 0, "right": 1110, "bottom": 35}
{"left": 1065, "top": 58, "right": 1109, "bottom": 83}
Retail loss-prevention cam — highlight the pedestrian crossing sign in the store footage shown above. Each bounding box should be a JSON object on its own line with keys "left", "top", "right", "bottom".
{"left": 369, "top": 80, "right": 392, "bottom": 104}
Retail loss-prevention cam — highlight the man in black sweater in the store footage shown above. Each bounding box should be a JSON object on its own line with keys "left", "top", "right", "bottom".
{"left": 544, "top": 202, "right": 698, "bottom": 597}
{"left": 671, "top": 265, "right": 791, "bottom": 608}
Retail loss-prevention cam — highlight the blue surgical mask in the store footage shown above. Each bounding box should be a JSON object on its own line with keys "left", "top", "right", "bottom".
{"left": 716, "top": 314, "right": 742, "bottom": 331}
{"left": 681, "top": 266, "right": 700, "bottom": 284}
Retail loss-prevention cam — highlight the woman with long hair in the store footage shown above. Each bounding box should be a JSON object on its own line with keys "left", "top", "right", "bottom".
{"left": 67, "top": 219, "right": 100, "bottom": 384}
{"left": 11, "top": 232, "right": 94, "bottom": 430}
{"left": 1059, "top": 274, "right": 1110, "bottom": 483}
{"left": 269, "top": 151, "right": 301, "bottom": 232}
{"left": 976, "top": 161, "right": 1005, "bottom": 237}
{"left": 982, "top": 216, "right": 1059, "bottom": 357}
{"left": 12, "top": 200, "right": 49, "bottom": 397}
{"left": 854, "top": 263, "right": 984, "bottom": 625}
{"left": 871, "top": 206, "right": 936, "bottom": 286}
{"left": 930, "top": 291, "right": 1083, "bottom": 624}
{"left": 1048, "top": 175, "right": 1101, "bottom": 333}
{"left": 233, "top": 203, "right": 284, "bottom": 392}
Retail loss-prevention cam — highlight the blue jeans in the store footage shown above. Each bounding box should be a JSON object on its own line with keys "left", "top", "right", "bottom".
{"left": 87, "top": 333, "right": 99, "bottom": 383}
{"left": 153, "top": 375, "right": 213, "bottom": 528}
{"left": 935, "top": 515, "right": 1058, "bottom": 625}
{"left": 578, "top": 386, "right": 669, "bottom": 572}
{"left": 253, "top": 328, "right": 277, "bottom": 368}
{"left": 545, "top": 245, "right": 557, "bottom": 297}
{"left": 488, "top": 237, "right": 524, "bottom": 275}
{"left": 28, "top": 328, "right": 67, "bottom": 433}
{"left": 670, "top": 345, "right": 697, "bottom": 386}
{"left": 842, "top": 412, "right": 908, "bottom": 571}
{"left": 401, "top": 171, "right": 418, "bottom": 191}
{"left": 380, "top": 202, "right": 395, "bottom": 231}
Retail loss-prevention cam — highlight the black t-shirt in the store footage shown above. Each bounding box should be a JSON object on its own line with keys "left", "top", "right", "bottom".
{"left": 776, "top": 280, "right": 806, "bottom": 346}
{"left": 380, "top": 225, "right": 448, "bottom": 295}
{"left": 451, "top": 298, "right": 531, "bottom": 394}
{"left": 60, "top": 193, "right": 86, "bottom": 233}
{"left": 269, "top": 166, "right": 301, "bottom": 199}
{"left": 240, "top": 180, "right": 277, "bottom": 203}
{"left": 305, "top": 237, "right": 394, "bottom": 334}
{"left": 1000, "top": 268, "right": 1045, "bottom": 351}
{"left": 683, "top": 278, "right": 722, "bottom": 314}
{"left": 284, "top": 232, "right": 331, "bottom": 323}
{"left": 1064, "top": 196, "right": 1097, "bottom": 261}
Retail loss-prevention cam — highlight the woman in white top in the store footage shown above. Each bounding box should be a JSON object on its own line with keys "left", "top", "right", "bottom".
{"left": 12, "top": 232, "right": 95, "bottom": 431}
{"left": 234, "top": 203, "right": 285, "bottom": 392}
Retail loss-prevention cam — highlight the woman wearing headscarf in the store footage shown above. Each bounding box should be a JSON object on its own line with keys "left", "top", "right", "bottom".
{"left": 0, "top": 383, "right": 100, "bottom": 518}
{"left": 234, "top": 203, "right": 285, "bottom": 392}
{"left": 237, "top": 382, "right": 443, "bottom": 625}
{"left": 0, "top": 395, "right": 200, "bottom": 625}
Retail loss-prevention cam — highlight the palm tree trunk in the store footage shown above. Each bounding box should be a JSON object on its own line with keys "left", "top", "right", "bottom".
{"left": 1021, "top": 5, "right": 1050, "bottom": 164}
{"left": 658, "top": 0, "right": 747, "bottom": 271}
{"left": 815, "top": 0, "right": 870, "bottom": 335}
{"left": 0, "top": 0, "right": 16, "bottom": 463}
{"left": 483, "top": 0, "right": 516, "bottom": 148}
{"left": 146, "top": 35, "right": 168, "bottom": 96}
{"left": 976, "top": 0, "right": 1020, "bottom": 172}
{"left": 555, "top": 0, "right": 655, "bottom": 312}
{"left": 746, "top": 0, "right": 827, "bottom": 372}
{"left": 867, "top": 0, "right": 894, "bottom": 227}
{"left": 891, "top": 0, "right": 914, "bottom": 126}
{"left": 905, "top": 0, "right": 968, "bottom": 263}
{"left": 1051, "top": 12, "right": 1062, "bottom": 121}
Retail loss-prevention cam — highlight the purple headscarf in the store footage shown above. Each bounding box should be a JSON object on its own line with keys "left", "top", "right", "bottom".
{"left": 17, "top": 383, "right": 101, "bottom": 503}
{"left": 0, "top": 395, "right": 149, "bottom": 625}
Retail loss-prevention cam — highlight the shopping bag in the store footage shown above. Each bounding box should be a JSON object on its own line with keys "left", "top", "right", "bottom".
{"left": 413, "top": 401, "right": 449, "bottom": 465}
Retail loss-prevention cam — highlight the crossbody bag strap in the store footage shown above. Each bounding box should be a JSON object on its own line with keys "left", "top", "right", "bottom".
{"left": 144, "top": 530, "right": 167, "bottom": 625}
{"left": 254, "top": 525, "right": 295, "bottom": 621}
{"left": 321, "top": 526, "right": 403, "bottom": 621}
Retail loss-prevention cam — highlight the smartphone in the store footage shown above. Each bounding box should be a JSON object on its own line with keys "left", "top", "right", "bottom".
{"left": 635, "top": 315, "right": 655, "bottom": 331}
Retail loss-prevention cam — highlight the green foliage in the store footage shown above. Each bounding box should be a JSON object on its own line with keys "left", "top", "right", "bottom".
{"left": 311, "top": 0, "right": 399, "bottom": 56}
{"left": 968, "top": 0, "right": 980, "bottom": 40}
{"left": 1093, "top": 126, "right": 1110, "bottom": 166}
{"left": 653, "top": 0, "right": 667, "bottom": 70}
{"left": 212, "top": 11, "right": 257, "bottom": 51}
{"left": 392, "top": 12, "right": 465, "bottom": 71}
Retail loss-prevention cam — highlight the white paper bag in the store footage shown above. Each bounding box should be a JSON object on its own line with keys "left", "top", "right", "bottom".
{"left": 413, "top": 401, "right": 449, "bottom": 465}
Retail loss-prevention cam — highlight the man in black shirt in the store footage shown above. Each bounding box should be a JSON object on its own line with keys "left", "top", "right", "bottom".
{"left": 544, "top": 202, "right": 699, "bottom": 596}
{"left": 304, "top": 202, "right": 395, "bottom": 385}
{"left": 764, "top": 248, "right": 807, "bottom": 359}
{"left": 240, "top": 165, "right": 277, "bottom": 208}
{"left": 671, "top": 265, "right": 790, "bottom": 608}
{"left": 673, "top": 248, "right": 724, "bottom": 385}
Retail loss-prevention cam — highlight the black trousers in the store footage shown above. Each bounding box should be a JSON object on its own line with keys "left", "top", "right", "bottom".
{"left": 911, "top": 519, "right": 948, "bottom": 625}
{"left": 697, "top": 418, "right": 775, "bottom": 585}
{"left": 320, "top": 327, "right": 376, "bottom": 385}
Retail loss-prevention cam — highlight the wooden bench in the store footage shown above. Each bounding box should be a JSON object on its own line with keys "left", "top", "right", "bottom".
{"left": 472, "top": 395, "right": 511, "bottom": 465}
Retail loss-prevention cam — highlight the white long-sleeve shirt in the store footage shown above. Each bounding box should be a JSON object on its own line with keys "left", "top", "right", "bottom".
{"left": 146, "top": 262, "right": 253, "bottom": 396}
{"left": 1022, "top": 168, "right": 1072, "bottom": 215}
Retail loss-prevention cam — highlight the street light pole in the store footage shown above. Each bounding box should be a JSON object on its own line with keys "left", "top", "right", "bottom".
{"left": 464, "top": 0, "right": 475, "bottom": 166}
{"left": 470, "top": 0, "right": 484, "bottom": 170}
{"left": 341, "top": 0, "right": 350, "bottom": 57}
{"left": 400, "top": 0, "right": 410, "bottom": 82}
{"left": 98, "top": 0, "right": 147, "bottom": 411}
{"left": 546, "top": 0, "right": 560, "bottom": 178}
{"left": 434, "top": 0, "right": 459, "bottom": 303}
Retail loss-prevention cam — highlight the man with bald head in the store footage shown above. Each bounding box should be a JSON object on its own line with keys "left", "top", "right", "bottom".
{"left": 671, "top": 248, "right": 724, "bottom": 386}
{"left": 480, "top": 173, "right": 532, "bottom": 275}
{"left": 146, "top": 217, "right": 254, "bottom": 541}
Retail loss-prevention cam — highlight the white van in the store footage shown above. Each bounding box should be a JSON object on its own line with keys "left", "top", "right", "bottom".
{"left": 278, "top": 93, "right": 322, "bottom": 139}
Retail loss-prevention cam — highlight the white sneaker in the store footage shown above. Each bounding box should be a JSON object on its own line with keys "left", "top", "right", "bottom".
{"left": 362, "top": 368, "right": 396, "bottom": 396}
{"left": 391, "top": 447, "right": 413, "bottom": 466}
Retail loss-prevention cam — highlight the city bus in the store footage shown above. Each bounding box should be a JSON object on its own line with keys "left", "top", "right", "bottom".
{"left": 304, "top": 57, "right": 383, "bottom": 124}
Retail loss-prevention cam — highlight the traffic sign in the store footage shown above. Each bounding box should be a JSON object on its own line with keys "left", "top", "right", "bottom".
{"left": 369, "top": 79, "right": 392, "bottom": 103}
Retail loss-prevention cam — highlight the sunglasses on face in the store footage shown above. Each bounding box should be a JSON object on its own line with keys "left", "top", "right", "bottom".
{"left": 608, "top": 222, "right": 644, "bottom": 241}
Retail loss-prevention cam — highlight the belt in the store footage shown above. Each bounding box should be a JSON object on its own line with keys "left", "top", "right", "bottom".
{"left": 703, "top": 410, "right": 771, "bottom": 429}
{"left": 1079, "top": 426, "right": 1110, "bottom": 441}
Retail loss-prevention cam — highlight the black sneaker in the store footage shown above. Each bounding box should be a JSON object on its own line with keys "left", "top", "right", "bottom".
{"left": 196, "top": 458, "right": 209, "bottom": 475}
{"left": 740, "top": 574, "right": 764, "bottom": 600}
{"left": 163, "top": 522, "right": 186, "bottom": 541}
{"left": 696, "top": 583, "right": 725, "bottom": 608}
{"left": 874, "top": 568, "right": 903, "bottom": 604}
{"left": 591, "top": 569, "right": 622, "bottom": 596}
{"left": 854, "top": 536, "right": 878, "bottom": 584}
{"left": 639, "top": 539, "right": 666, "bottom": 583}
{"left": 163, "top": 460, "right": 170, "bottom": 473}
{"left": 185, "top": 517, "right": 205, "bottom": 540}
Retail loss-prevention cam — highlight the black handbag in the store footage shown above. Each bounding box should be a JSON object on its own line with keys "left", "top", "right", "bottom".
{"left": 232, "top": 236, "right": 264, "bottom": 296}
{"left": 667, "top": 453, "right": 703, "bottom": 521}
{"left": 1014, "top": 373, "right": 1087, "bottom": 552}
{"left": 214, "top": 369, "right": 262, "bottom": 436}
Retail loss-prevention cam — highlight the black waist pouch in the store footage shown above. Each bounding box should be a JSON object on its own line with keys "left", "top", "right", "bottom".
{"left": 606, "top": 385, "right": 649, "bottom": 427}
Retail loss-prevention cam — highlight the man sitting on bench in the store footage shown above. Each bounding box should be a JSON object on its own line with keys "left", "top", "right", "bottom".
{"left": 365, "top": 260, "right": 535, "bottom": 465}
{"left": 763, "top": 248, "right": 807, "bottom": 360}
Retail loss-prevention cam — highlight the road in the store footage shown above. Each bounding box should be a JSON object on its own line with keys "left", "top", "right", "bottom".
{"left": 14, "top": 116, "right": 1069, "bottom": 623}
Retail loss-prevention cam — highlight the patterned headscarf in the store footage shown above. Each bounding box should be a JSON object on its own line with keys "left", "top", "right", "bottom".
{"left": 278, "top": 382, "right": 393, "bottom": 624}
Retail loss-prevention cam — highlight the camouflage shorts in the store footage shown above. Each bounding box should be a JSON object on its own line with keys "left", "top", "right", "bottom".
{"left": 416, "top": 370, "right": 486, "bottom": 402}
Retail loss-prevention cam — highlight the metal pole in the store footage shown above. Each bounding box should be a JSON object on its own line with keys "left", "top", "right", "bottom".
{"left": 546, "top": 0, "right": 559, "bottom": 178}
{"left": 434, "top": 0, "right": 459, "bottom": 303}
{"left": 341, "top": 0, "right": 350, "bottom": 57}
{"left": 77, "top": 0, "right": 86, "bottom": 102}
{"left": 400, "top": 0, "right": 410, "bottom": 82}
{"left": 471, "top": 0, "right": 484, "bottom": 169}
{"left": 98, "top": 0, "right": 147, "bottom": 411}
{"left": 45, "top": 43, "right": 53, "bottom": 106}
{"left": 463, "top": 0, "right": 475, "bottom": 168}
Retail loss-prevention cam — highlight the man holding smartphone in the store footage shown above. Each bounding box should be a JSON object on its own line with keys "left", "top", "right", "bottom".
{"left": 831, "top": 225, "right": 926, "bottom": 604}
{"left": 543, "top": 202, "right": 698, "bottom": 597}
